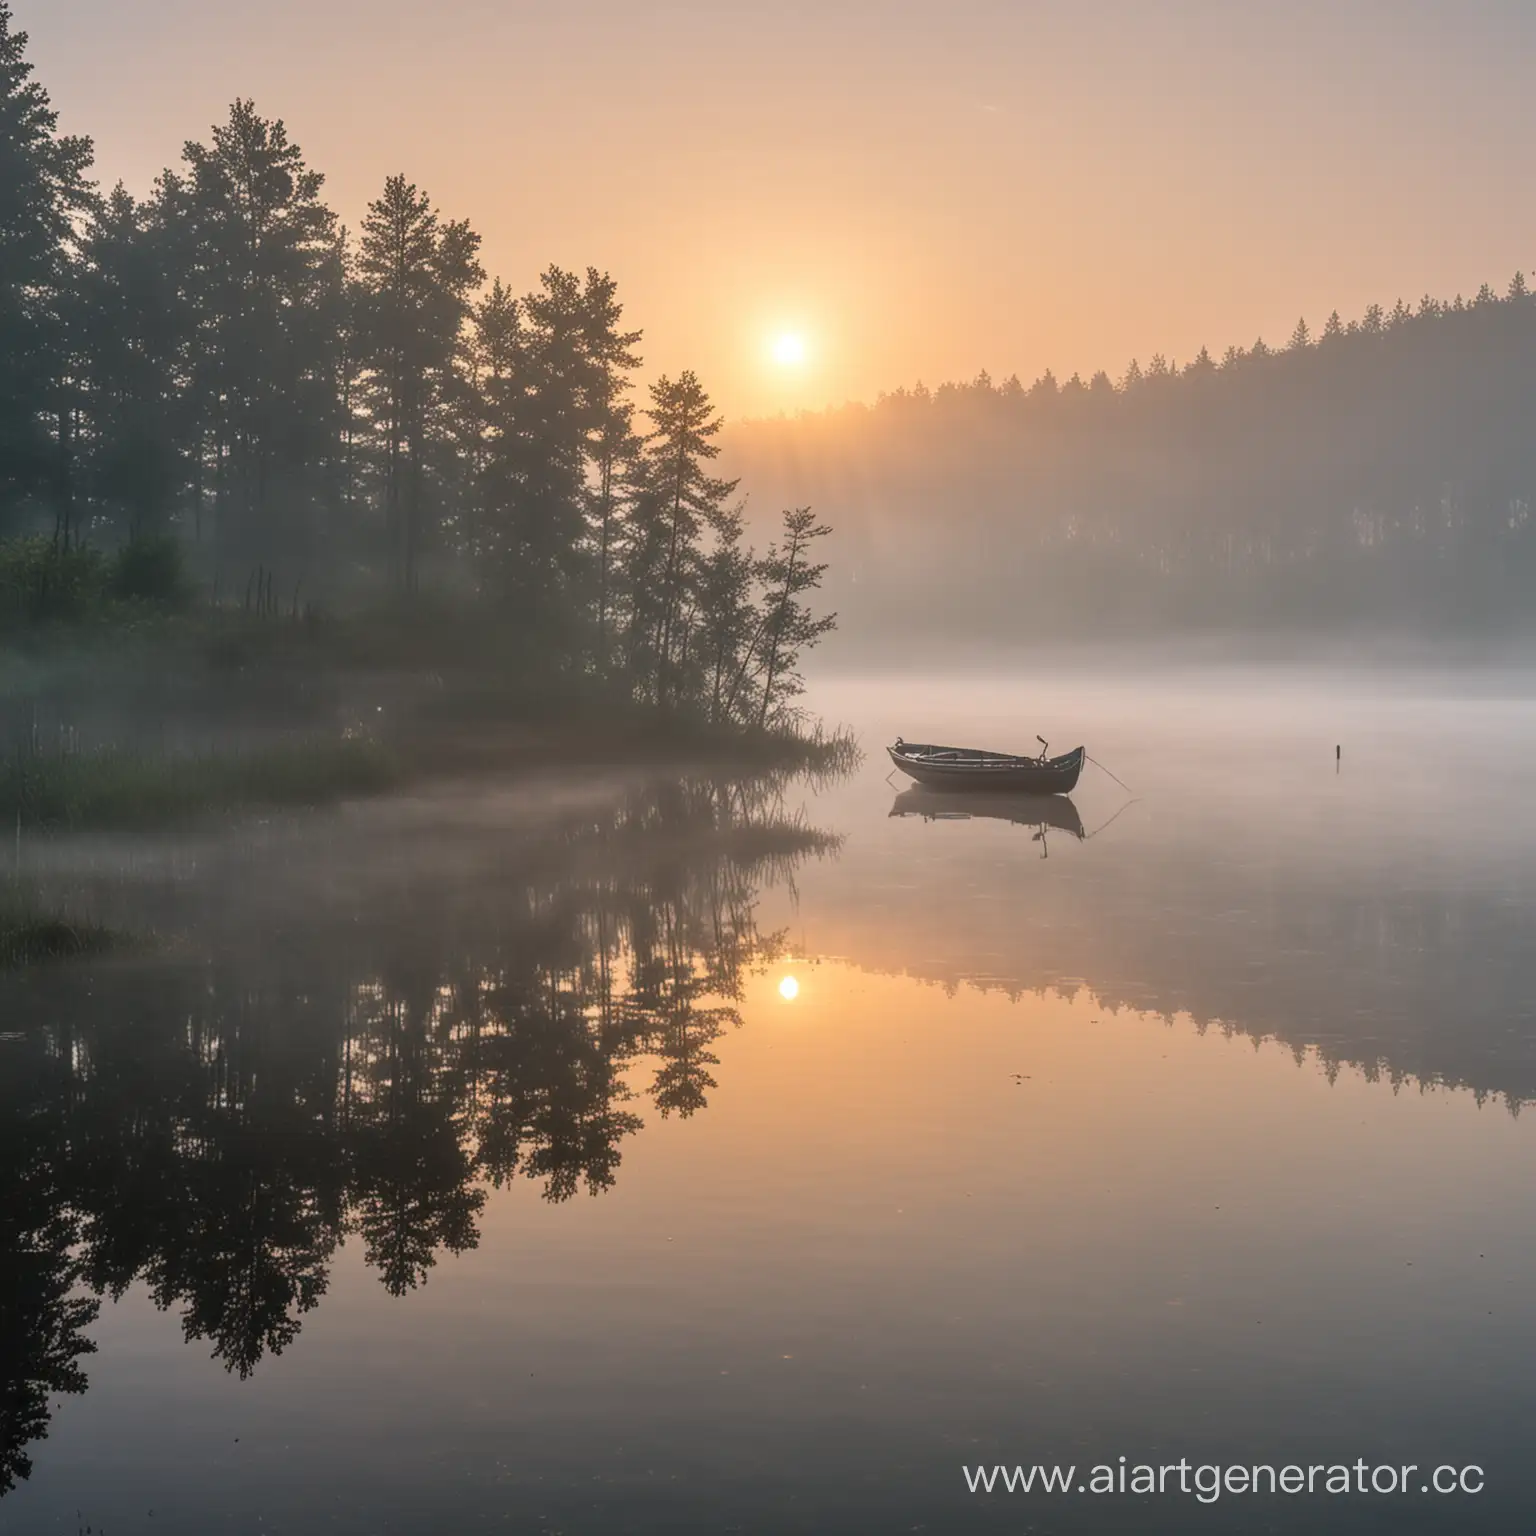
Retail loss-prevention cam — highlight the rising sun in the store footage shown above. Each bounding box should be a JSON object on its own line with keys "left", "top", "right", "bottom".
{"left": 771, "top": 332, "right": 808, "bottom": 367}
{"left": 778, "top": 975, "right": 800, "bottom": 1001}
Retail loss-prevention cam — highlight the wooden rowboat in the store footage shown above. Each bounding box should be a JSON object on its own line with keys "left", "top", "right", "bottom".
{"left": 887, "top": 738, "right": 1085, "bottom": 793}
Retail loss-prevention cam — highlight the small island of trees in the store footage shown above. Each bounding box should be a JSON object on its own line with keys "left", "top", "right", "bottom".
{"left": 0, "top": 4, "right": 836, "bottom": 758}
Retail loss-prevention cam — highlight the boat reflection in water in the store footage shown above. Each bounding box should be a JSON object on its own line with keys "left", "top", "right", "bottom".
{"left": 888, "top": 785, "right": 1085, "bottom": 852}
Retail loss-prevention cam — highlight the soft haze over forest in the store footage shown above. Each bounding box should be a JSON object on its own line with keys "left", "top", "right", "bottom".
{"left": 0, "top": 3, "right": 833, "bottom": 730}
{"left": 726, "top": 286, "right": 1536, "bottom": 643}
{"left": 5, "top": 0, "right": 1536, "bottom": 651}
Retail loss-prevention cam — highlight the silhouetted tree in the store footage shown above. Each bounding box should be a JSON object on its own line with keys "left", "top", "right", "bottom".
{"left": 356, "top": 175, "right": 482, "bottom": 591}
{"left": 577, "top": 270, "right": 643, "bottom": 672}
{"left": 0, "top": 4, "right": 93, "bottom": 537}
{"left": 0, "top": 42, "right": 836, "bottom": 697}
{"left": 628, "top": 371, "right": 737, "bottom": 707}
{"left": 76, "top": 185, "right": 183, "bottom": 538}
{"left": 156, "top": 101, "right": 341, "bottom": 575}
{"left": 748, "top": 508, "right": 836, "bottom": 728}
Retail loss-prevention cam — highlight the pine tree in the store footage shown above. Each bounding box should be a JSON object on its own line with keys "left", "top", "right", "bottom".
{"left": 158, "top": 101, "right": 342, "bottom": 577}
{"left": 327, "top": 226, "right": 370, "bottom": 561}
{"left": 76, "top": 185, "right": 184, "bottom": 539}
{"left": 465, "top": 276, "right": 519, "bottom": 552}
{"left": 747, "top": 508, "right": 836, "bottom": 729}
{"left": 575, "top": 269, "right": 642, "bottom": 673}
{"left": 0, "top": 3, "right": 94, "bottom": 533}
{"left": 694, "top": 504, "right": 756, "bottom": 723}
{"left": 356, "top": 175, "right": 482, "bottom": 591}
{"left": 476, "top": 267, "right": 594, "bottom": 636}
{"left": 636, "top": 371, "right": 737, "bottom": 708}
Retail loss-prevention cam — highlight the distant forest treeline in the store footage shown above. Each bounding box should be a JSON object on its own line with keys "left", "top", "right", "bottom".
{"left": 0, "top": 6, "right": 830, "bottom": 724}
{"left": 726, "top": 279, "right": 1536, "bottom": 643}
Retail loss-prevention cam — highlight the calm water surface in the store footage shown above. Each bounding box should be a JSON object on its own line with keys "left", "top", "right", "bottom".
{"left": 3, "top": 668, "right": 1535, "bottom": 1534}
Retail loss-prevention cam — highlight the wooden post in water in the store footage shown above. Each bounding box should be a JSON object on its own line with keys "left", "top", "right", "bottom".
{"left": 1336, "top": 743, "right": 1341, "bottom": 773}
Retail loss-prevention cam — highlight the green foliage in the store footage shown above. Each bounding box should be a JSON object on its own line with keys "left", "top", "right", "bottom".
{"left": 0, "top": 532, "right": 193, "bottom": 629}
{"left": 0, "top": 537, "right": 106, "bottom": 625}
{"left": 109, "top": 531, "right": 193, "bottom": 610}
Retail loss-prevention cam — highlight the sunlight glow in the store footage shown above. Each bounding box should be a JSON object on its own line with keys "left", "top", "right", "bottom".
{"left": 771, "top": 332, "right": 809, "bottom": 367}
{"left": 778, "top": 975, "right": 801, "bottom": 1001}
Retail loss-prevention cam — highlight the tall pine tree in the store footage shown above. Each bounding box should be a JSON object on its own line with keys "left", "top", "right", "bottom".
{"left": 630, "top": 371, "right": 736, "bottom": 707}
{"left": 0, "top": 3, "right": 93, "bottom": 535}
{"left": 356, "top": 175, "right": 482, "bottom": 592}
{"left": 155, "top": 101, "right": 341, "bottom": 577}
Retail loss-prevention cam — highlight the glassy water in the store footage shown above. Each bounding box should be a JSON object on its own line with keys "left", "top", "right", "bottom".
{"left": 3, "top": 667, "right": 1535, "bottom": 1534}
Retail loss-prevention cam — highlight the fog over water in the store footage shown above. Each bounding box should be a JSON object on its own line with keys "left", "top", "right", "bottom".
{"left": 2, "top": 661, "right": 1533, "bottom": 1534}
{"left": 6, "top": 0, "right": 1536, "bottom": 1527}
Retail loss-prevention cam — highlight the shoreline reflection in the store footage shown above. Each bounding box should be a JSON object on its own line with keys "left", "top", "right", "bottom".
{"left": 0, "top": 771, "right": 840, "bottom": 1495}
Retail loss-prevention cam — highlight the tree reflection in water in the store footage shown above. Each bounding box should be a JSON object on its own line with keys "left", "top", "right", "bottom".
{"left": 0, "top": 771, "right": 839, "bottom": 1494}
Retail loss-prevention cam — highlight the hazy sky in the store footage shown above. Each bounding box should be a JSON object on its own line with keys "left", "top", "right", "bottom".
{"left": 22, "top": 0, "right": 1536, "bottom": 418}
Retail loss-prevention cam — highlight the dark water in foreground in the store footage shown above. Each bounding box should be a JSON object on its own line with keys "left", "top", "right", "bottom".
{"left": 3, "top": 669, "right": 1535, "bottom": 1534}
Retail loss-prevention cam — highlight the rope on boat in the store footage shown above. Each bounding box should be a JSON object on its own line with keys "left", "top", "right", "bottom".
{"left": 1086, "top": 753, "right": 1133, "bottom": 794}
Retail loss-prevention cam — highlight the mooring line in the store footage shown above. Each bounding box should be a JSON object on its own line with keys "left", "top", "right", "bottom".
{"left": 1086, "top": 753, "right": 1133, "bottom": 794}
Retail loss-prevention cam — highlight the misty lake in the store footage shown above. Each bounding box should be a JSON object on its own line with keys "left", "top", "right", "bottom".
{"left": 4, "top": 665, "right": 1536, "bottom": 1535}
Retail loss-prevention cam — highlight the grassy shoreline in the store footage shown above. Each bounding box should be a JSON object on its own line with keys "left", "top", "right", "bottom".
{"left": 0, "top": 715, "right": 858, "bottom": 833}
{"left": 0, "top": 735, "right": 401, "bottom": 831}
{"left": 0, "top": 716, "right": 855, "bottom": 968}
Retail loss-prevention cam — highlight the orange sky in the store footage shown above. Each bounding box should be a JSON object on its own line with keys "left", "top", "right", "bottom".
{"left": 25, "top": 0, "right": 1536, "bottom": 419}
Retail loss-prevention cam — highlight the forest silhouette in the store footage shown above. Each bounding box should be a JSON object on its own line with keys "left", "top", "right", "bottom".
{"left": 0, "top": 6, "right": 833, "bottom": 731}
{"left": 727, "top": 282, "right": 1536, "bottom": 642}
{"left": 0, "top": 769, "right": 837, "bottom": 1494}
{"left": 10, "top": 0, "right": 1536, "bottom": 668}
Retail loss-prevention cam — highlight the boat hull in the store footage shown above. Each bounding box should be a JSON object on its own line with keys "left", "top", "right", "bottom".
{"left": 887, "top": 742, "right": 1085, "bottom": 794}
